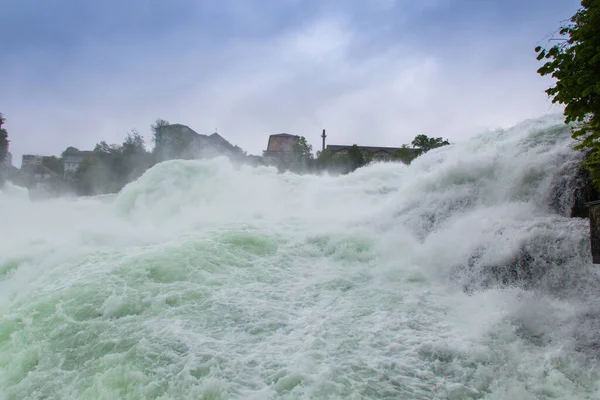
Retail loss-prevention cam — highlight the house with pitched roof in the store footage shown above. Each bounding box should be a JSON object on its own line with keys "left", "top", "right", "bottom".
{"left": 62, "top": 148, "right": 94, "bottom": 177}
{"left": 154, "top": 124, "right": 244, "bottom": 162}
{"left": 264, "top": 133, "right": 299, "bottom": 155}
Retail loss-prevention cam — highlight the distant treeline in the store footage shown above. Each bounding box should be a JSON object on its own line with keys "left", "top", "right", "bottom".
{"left": 6, "top": 131, "right": 152, "bottom": 196}
{"left": 69, "top": 128, "right": 447, "bottom": 195}
{"left": 32, "top": 125, "right": 161, "bottom": 196}
{"left": 74, "top": 130, "right": 154, "bottom": 195}
{"left": 1, "top": 114, "right": 450, "bottom": 196}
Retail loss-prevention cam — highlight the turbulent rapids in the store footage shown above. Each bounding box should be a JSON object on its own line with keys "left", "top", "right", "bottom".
{"left": 1, "top": 114, "right": 600, "bottom": 399}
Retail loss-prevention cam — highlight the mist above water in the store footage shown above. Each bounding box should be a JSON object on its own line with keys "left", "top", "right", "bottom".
{"left": 1, "top": 113, "right": 599, "bottom": 399}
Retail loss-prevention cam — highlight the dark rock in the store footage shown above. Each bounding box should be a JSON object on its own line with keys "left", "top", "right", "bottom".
{"left": 455, "top": 247, "right": 540, "bottom": 294}
{"left": 452, "top": 227, "right": 593, "bottom": 297}
{"left": 570, "top": 163, "right": 600, "bottom": 218}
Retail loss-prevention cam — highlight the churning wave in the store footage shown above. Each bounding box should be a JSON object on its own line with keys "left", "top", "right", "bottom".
{"left": 1, "top": 113, "right": 599, "bottom": 399}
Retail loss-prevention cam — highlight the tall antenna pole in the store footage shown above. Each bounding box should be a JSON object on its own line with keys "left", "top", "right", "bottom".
{"left": 321, "top": 129, "right": 326, "bottom": 152}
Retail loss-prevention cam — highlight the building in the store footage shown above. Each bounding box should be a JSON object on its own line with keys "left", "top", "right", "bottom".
{"left": 3, "top": 152, "right": 12, "bottom": 168}
{"left": 19, "top": 163, "right": 60, "bottom": 188}
{"left": 26, "top": 164, "right": 56, "bottom": 181}
{"left": 263, "top": 133, "right": 299, "bottom": 156}
{"left": 154, "top": 124, "right": 244, "bottom": 162}
{"left": 265, "top": 133, "right": 299, "bottom": 154}
{"left": 21, "top": 154, "right": 43, "bottom": 167}
{"left": 20, "top": 163, "right": 71, "bottom": 199}
{"left": 62, "top": 148, "right": 94, "bottom": 176}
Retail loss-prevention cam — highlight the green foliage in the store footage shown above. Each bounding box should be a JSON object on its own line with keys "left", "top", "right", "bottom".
{"left": 41, "top": 156, "right": 64, "bottom": 175}
{"left": 61, "top": 146, "right": 79, "bottom": 158}
{"left": 314, "top": 149, "right": 333, "bottom": 171}
{"left": 273, "top": 132, "right": 451, "bottom": 176}
{"left": 312, "top": 144, "right": 368, "bottom": 175}
{"left": 314, "top": 150, "right": 351, "bottom": 175}
{"left": 292, "top": 136, "right": 313, "bottom": 160}
{"left": 75, "top": 154, "right": 110, "bottom": 195}
{"left": 535, "top": 0, "right": 600, "bottom": 187}
{"left": 0, "top": 129, "right": 7, "bottom": 162}
{"left": 411, "top": 134, "right": 450, "bottom": 152}
{"left": 152, "top": 121, "right": 202, "bottom": 161}
{"left": 151, "top": 118, "right": 170, "bottom": 145}
{"left": 74, "top": 130, "right": 154, "bottom": 195}
{"left": 268, "top": 136, "right": 315, "bottom": 173}
{"left": 348, "top": 144, "right": 366, "bottom": 170}
{"left": 392, "top": 145, "right": 422, "bottom": 165}
{"left": 0, "top": 113, "right": 9, "bottom": 187}
{"left": 289, "top": 136, "right": 314, "bottom": 172}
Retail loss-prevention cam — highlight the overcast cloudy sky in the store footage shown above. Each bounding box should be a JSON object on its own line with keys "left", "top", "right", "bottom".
{"left": 1, "top": 0, "right": 581, "bottom": 164}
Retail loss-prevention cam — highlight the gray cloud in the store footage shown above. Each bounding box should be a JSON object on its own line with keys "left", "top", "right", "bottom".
{"left": 2, "top": 3, "right": 565, "bottom": 165}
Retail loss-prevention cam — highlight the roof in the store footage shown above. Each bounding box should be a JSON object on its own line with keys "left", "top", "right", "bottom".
{"left": 155, "top": 124, "right": 243, "bottom": 158}
{"left": 269, "top": 133, "right": 299, "bottom": 138}
{"left": 63, "top": 148, "right": 93, "bottom": 157}
{"left": 208, "top": 132, "right": 233, "bottom": 147}
{"left": 327, "top": 145, "right": 421, "bottom": 153}
{"left": 266, "top": 133, "right": 300, "bottom": 153}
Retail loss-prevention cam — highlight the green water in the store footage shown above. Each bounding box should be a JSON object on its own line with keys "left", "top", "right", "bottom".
{"left": 1, "top": 115, "right": 599, "bottom": 399}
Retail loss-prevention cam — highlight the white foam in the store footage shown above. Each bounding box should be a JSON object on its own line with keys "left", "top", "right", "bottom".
{"left": 0, "top": 113, "right": 598, "bottom": 398}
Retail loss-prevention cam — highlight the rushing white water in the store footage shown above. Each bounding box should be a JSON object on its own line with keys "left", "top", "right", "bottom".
{"left": 1, "top": 114, "right": 599, "bottom": 399}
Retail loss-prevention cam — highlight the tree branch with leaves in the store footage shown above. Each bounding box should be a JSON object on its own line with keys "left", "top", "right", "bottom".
{"left": 535, "top": 0, "right": 600, "bottom": 186}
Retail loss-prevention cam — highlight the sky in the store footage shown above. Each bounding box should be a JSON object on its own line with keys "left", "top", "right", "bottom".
{"left": 1, "top": 0, "right": 582, "bottom": 165}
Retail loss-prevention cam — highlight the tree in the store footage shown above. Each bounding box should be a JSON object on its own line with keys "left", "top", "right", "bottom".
{"left": 0, "top": 113, "right": 9, "bottom": 187}
{"left": 73, "top": 129, "right": 154, "bottom": 196}
{"left": 313, "top": 149, "right": 352, "bottom": 175}
{"left": 42, "top": 156, "right": 64, "bottom": 175}
{"left": 348, "top": 144, "right": 366, "bottom": 170}
{"left": 292, "top": 136, "right": 313, "bottom": 160}
{"left": 74, "top": 154, "right": 111, "bottom": 195}
{"left": 411, "top": 134, "right": 450, "bottom": 152}
{"left": 268, "top": 136, "right": 315, "bottom": 173}
{"left": 392, "top": 145, "right": 421, "bottom": 165}
{"left": 535, "top": 0, "right": 600, "bottom": 187}
{"left": 151, "top": 118, "right": 170, "bottom": 145}
{"left": 0, "top": 113, "right": 8, "bottom": 162}
{"left": 314, "top": 149, "right": 332, "bottom": 171}
{"left": 121, "top": 129, "right": 154, "bottom": 181}
{"left": 122, "top": 129, "right": 146, "bottom": 155}
{"left": 290, "top": 136, "right": 314, "bottom": 172}
{"left": 61, "top": 146, "right": 80, "bottom": 159}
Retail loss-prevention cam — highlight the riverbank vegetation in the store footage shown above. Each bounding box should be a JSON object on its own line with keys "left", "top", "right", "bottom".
{"left": 0, "top": 113, "right": 8, "bottom": 187}
{"left": 266, "top": 134, "right": 450, "bottom": 175}
{"left": 535, "top": 0, "right": 600, "bottom": 189}
{"left": 2, "top": 113, "right": 450, "bottom": 197}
